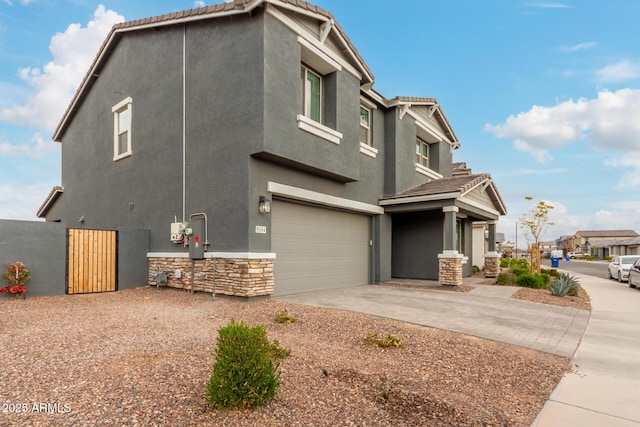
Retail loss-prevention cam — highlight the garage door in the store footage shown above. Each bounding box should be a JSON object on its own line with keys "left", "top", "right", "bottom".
{"left": 272, "top": 200, "right": 369, "bottom": 295}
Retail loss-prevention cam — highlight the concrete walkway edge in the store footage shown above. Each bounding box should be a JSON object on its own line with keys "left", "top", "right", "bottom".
{"left": 531, "top": 271, "right": 640, "bottom": 426}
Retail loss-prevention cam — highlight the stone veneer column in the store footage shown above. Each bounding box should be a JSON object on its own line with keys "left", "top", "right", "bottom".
{"left": 438, "top": 251, "right": 464, "bottom": 286}
{"left": 483, "top": 253, "right": 500, "bottom": 278}
{"left": 483, "top": 220, "right": 500, "bottom": 278}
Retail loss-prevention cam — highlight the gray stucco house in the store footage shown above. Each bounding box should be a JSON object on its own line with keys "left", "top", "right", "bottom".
{"left": 38, "top": 0, "right": 507, "bottom": 297}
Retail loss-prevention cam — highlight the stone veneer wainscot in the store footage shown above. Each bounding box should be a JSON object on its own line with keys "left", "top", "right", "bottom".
{"left": 148, "top": 254, "right": 274, "bottom": 298}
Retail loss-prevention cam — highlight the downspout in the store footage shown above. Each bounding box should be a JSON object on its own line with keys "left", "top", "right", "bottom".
{"left": 182, "top": 24, "right": 187, "bottom": 222}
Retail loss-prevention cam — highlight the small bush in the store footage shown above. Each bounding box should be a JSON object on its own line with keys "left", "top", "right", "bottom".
{"left": 472, "top": 265, "right": 481, "bottom": 274}
{"left": 206, "top": 319, "right": 280, "bottom": 410}
{"left": 500, "top": 258, "right": 510, "bottom": 268}
{"left": 541, "top": 268, "right": 560, "bottom": 278}
{"left": 269, "top": 339, "right": 291, "bottom": 359}
{"left": 510, "top": 267, "right": 529, "bottom": 277}
{"left": 364, "top": 332, "right": 403, "bottom": 348}
{"left": 274, "top": 308, "right": 296, "bottom": 324}
{"left": 510, "top": 258, "right": 529, "bottom": 270}
{"left": 496, "top": 272, "right": 516, "bottom": 286}
{"left": 567, "top": 284, "right": 579, "bottom": 297}
{"left": 516, "top": 274, "right": 547, "bottom": 289}
{"left": 540, "top": 273, "right": 551, "bottom": 287}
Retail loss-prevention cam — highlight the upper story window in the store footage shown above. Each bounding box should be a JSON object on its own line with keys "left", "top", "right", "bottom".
{"left": 359, "top": 106, "right": 371, "bottom": 146}
{"left": 112, "top": 97, "right": 132, "bottom": 161}
{"left": 416, "top": 137, "right": 429, "bottom": 167}
{"left": 302, "top": 66, "right": 322, "bottom": 123}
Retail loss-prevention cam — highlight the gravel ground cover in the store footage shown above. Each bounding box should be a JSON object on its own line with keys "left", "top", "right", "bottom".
{"left": 1, "top": 286, "right": 574, "bottom": 426}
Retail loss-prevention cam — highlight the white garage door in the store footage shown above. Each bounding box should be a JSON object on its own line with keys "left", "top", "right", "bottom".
{"left": 272, "top": 200, "right": 370, "bottom": 295}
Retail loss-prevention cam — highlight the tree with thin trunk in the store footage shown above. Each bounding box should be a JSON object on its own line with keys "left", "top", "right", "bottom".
{"left": 520, "top": 197, "right": 554, "bottom": 275}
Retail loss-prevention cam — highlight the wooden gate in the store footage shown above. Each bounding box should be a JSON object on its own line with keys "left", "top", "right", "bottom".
{"left": 67, "top": 229, "right": 117, "bottom": 294}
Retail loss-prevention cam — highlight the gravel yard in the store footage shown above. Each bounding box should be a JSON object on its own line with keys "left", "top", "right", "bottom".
{"left": 1, "top": 286, "right": 575, "bottom": 426}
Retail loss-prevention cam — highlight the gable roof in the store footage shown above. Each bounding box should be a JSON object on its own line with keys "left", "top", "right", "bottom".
{"left": 388, "top": 96, "right": 459, "bottom": 149}
{"left": 52, "top": 0, "right": 374, "bottom": 142}
{"left": 380, "top": 173, "right": 507, "bottom": 218}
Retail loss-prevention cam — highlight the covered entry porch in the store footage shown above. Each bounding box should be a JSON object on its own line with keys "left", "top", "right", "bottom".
{"left": 380, "top": 173, "right": 507, "bottom": 285}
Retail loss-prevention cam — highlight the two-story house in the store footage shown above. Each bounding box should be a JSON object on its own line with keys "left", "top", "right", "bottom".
{"left": 38, "top": 0, "right": 506, "bottom": 297}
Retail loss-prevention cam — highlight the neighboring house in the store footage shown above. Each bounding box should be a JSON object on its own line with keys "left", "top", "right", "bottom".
{"left": 38, "top": 0, "right": 507, "bottom": 297}
{"left": 607, "top": 237, "right": 640, "bottom": 256}
{"left": 561, "top": 230, "right": 639, "bottom": 256}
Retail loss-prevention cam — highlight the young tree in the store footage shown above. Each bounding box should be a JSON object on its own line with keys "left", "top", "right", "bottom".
{"left": 520, "top": 197, "right": 554, "bottom": 274}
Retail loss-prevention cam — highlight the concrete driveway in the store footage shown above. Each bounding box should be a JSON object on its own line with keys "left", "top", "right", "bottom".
{"left": 276, "top": 277, "right": 589, "bottom": 357}
{"left": 276, "top": 273, "right": 640, "bottom": 426}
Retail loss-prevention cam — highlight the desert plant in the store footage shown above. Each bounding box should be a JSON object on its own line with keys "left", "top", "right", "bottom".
{"left": 550, "top": 273, "right": 579, "bottom": 297}
{"left": 364, "top": 332, "right": 403, "bottom": 348}
{"left": 496, "top": 272, "right": 516, "bottom": 286}
{"left": 274, "top": 308, "right": 296, "bottom": 324}
{"left": 206, "top": 319, "right": 280, "bottom": 410}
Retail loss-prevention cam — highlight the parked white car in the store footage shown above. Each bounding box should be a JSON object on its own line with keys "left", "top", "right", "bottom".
{"left": 568, "top": 252, "right": 586, "bottom": 259}
{"left": 608, "top": 255, "right": 640, "bottom": 282}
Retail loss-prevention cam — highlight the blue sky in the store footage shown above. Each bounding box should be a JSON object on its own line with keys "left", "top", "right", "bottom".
{"left": 1, "top": 0, "right": 640, "bottom": 247}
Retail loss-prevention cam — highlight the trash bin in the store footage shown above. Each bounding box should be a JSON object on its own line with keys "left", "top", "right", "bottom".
{"left": 565, "top": 255, "right": 570, "bottom": 261}
{"left": 551, "top": 257, "right": 559, "bottom": 268}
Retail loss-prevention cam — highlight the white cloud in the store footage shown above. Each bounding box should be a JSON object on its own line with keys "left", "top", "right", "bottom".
{"left": 499, "top": 199, "right": 640, "bottom": 243}
{"left": 558, "top": 42, "right": 597, "bottom": 52}
{"left": 0, "top": 5, "right": 124, "bottom": 131}
{"left": 194, "top": 1, "right": 206, "bottom": 6}
{"left": 0, "top": 133, "right": 59, "bottom": 158}
{"left": 523, "top": 3, "right": 571, "bottom": 9}
{"left": 486, "top": 88, "right": 640, "bottom": 162}
{"left": 0, "top": 181, "right": 54, "bottom": 221}
{"left": 596, "top": 59, "right": 640, "bottom": 83}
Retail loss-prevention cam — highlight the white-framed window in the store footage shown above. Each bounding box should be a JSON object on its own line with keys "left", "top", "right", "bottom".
{"left": 416, "top": 137, "right": 429, "bottom": 167}
{"left": 302, "top": 65, "right": 322, "bottom": 123}
{"left": 360, "top": 105, "right": 371, "bottom": 146}
{"left": 112, "top": 97, "right": 132, "bottom": 161}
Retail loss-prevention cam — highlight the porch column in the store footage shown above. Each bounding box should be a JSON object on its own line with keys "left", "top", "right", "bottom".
{"left": 438, "top": 206, "right": 463, "bottom": 286}
{"left": 484, "top": 220, "right": 500, "bottom": 278}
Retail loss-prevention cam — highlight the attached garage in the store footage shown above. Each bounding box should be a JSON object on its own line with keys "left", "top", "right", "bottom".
{"left": 271, "top": 199, "right": 370, "bottom": 295}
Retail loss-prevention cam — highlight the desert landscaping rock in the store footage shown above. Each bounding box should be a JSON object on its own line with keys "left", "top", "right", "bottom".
{"left": 1, "top": 287, "right": 572, "bottom": 426}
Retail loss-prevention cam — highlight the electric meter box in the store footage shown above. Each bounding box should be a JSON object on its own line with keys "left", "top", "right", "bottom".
{"left": 189, "top": 217, "right": 205, "bottom": 260}
{"left": 170, "top": 222, "right": 184, "bottom": 242}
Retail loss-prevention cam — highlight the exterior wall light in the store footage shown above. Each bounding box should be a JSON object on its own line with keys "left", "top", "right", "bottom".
{"left": 259, "top": 196, "right": 271, "bottom": 214}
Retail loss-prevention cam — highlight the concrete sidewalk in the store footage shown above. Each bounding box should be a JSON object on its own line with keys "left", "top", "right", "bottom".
{"left": 531, "top": 272, "right": 640, "bottom": 426}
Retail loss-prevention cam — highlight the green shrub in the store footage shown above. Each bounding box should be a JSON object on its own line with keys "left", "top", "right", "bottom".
{"left": 364, "top": 332, "right": 403, "bottom": 348}
{"left": 549, "top": 273, "right": 579, "bottom": 297}
{"left": 510, "top": 258, "right": 529, "bottom": 270}
{"left": 206, "top": 319, "right": 280, "bottom": 410}
{"left": 516, "top": 274, "right": 547, "bottom": 289}
{"left": 567, "top": 284, "right": 579, "bottom": 297}
{"left": 510, "top": 267, "right": 529, "bottom": 277}
{"left": 540, "top": 273, "right": 551, "bottom": 287}
{"left": 496, "top": 272, "right": 516, "bottom": 286}
{"left": 472, "top": 265, "right": 481, "bottom": 274}
{"left": 541, "top": 268, "right": 560, "bottom": 278}
{"left": 500, "top": 258, "right": 510, "bottom": 268}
